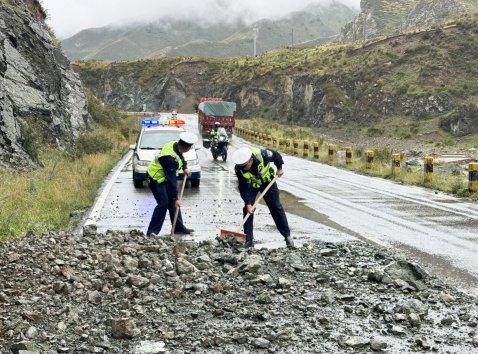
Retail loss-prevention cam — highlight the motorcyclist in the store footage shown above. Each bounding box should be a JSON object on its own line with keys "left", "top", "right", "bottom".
{"left": 210, "top": 122, "right": 225, "bottom": 139}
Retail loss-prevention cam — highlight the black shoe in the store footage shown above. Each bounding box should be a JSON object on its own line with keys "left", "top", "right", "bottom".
{"left": 244, "top": 235, "right": 254, "bottom": 248}
{"left": 174, "top": 228, "right": 194, "bottom": 235}
{"left": 285, "top": 236, "right": 295, "bottom": 249}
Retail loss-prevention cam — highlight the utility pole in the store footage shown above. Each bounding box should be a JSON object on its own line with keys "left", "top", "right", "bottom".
{"left": 253, "top": 28, "right": 258, "bottom": 56}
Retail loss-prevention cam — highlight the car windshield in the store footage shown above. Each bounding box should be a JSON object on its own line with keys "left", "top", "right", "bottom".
{"left": 139, "top": 130, "right": 181, "bottom": 149}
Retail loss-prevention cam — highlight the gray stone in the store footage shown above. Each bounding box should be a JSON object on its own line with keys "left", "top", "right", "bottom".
{"left": 10, "top": 342, "right": 37, "bottom": 354}
{"left": 320, "top": 248, "right": 337, "bottom": 257}
{"left": 416, "top": 337, "right": 431, "bottom": 349}
{"left": 83, "top": 224, "right": 97, "bottom": 236}
{"left": 236, "top": 255, "right": 263, "bottom": 274}
{"left": 370, "top": 337, "right": 388, "bottom": 351}
{"left": 88, "top": 290, "right": 102, "bottom": 304}
{"left": 384, "top": 261, "right": 427, "bottom": 283}
{"left": 176, "top": 257, "right": 198, "bottom": 275}
{"left": 440, "top": 293, "right": 455, "bottom": 303}
{"left": 390, "top": 325, "right": 406, "bottom": 335}
{"left": 277, "top": 277, "right": 292, "bottom": 288}
{"left": 337, "top": 294, "right": 355, "bottom": 301}
{"left": 25, "top": 326, "right": 37, "bottom": 339}
{"left": 408, "top": 313, "right": 421, "bottom": 327}
{"left": 345, "top": 336, "right": 370, "bottom": 348}
{"left": 285, "top": 253, "right": 308, "bottom": 271}
{"left": 252, "top": 274, "right": 274, "bottom": 285}
{"left": 127, "top": 275, "right": 150, "bottom": 288}
{"left": 441, "top": 316, "right": 455, "bottom": 326}
{"left": 257, "top": 291, "right": 272, "bottom": 304}
{"left": 368, "top": 270, "right": 384, "bottom": 283}
{"left": 112, "top": 318, "right": 136, "bottom": 339}
{"left": 252, "top": 338, "right": 271, "bottom": 349}
{"left": 133, "top": 341, "right": 166, "bottom": 354}
{"left": 321, "top": 290, "right": 334, "bottom": 304}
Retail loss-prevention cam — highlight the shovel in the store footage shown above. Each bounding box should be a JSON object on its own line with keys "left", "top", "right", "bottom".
{"left": 218, "top": 175, "right": 279, "bottom": 242}
{"left": 171, "top": 173, "right": 188, "bottom": 236}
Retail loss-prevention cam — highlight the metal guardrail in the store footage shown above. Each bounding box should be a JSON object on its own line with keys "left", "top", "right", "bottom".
{"left": 234, "top": 127, "right": 478, "bottom": 193}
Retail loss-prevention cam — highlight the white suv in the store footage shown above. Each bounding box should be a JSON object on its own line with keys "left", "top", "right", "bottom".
{"left": 131, "top": 122, "right": 201, "bottom": 188}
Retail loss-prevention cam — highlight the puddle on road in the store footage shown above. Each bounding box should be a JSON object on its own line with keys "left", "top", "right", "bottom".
{"left": 261, "top": 190, "right": 366, "bottom": 241}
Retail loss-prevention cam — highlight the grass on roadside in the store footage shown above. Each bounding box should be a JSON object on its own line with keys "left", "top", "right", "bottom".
{"left": 236, "top": 118, "right": 477, "bottom": 198}
{"left": 0, "top": 96, "right": 140, "bottom": 242}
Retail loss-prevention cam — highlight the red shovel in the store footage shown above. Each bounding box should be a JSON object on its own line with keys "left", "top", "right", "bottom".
{"left": 218, "top": 176, "right": 279, "bottom": 242}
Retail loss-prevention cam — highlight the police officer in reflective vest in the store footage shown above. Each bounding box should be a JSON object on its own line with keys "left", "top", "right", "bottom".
{"left": 146, "top": 132, "right": 198, "bottom": 236}
{"left": 232, "top": 147, "right": 295, "bottom": 248}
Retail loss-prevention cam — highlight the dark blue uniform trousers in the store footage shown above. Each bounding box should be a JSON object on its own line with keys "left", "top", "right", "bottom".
{"left": 243, "top": 182, "right": 290, "bottom": 240}
{"left": 147, "top": 178, "right": 186, "bottom": 235}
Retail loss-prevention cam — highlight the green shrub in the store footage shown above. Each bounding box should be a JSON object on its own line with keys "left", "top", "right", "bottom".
{"left": 20, "top": 120, "right": 42, "bottom": 162}
{"left": 86, "top": 90, "right": 127, "bottom": 128}
{"left": 375, "top": 147, "right": 391, "bottom": 162}
{"left": 366, "top": 126, "right": 384, "bottom": 137}
{"left": 76, "top": 130, "right": 114, "bottom": 157}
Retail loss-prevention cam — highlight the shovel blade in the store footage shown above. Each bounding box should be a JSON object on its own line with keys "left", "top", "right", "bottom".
{"left": 218, "top": 229, "right": 246, "bottom": 242}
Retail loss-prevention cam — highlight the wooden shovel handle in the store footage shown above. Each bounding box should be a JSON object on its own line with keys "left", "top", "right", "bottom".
{"left": 171, "top": 173, "right": 188, "bottom": 235}
{"left": 241, "top": 175, "right": 279, "bottom": 227}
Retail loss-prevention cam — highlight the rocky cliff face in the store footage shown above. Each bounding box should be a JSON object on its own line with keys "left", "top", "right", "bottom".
{"left": 342, "top": 0, "right": 476, "bottom": 40}
{"left": 0, "top": 0, "right": 91, "bottom": 168}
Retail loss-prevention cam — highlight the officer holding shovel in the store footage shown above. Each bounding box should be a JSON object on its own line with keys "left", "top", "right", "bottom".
{"left": 146, "top": 132, "right": 197, "bottom": 236}
{"left": 231, "top": 147, "right": 294, "bottom": 248}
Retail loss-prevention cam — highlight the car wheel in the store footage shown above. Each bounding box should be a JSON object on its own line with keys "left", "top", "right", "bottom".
{"left": 133, "top": 179, "right": 143, "bottom": 188}
{"left": 191, "top": 179, "right": 200, "bottom": 188}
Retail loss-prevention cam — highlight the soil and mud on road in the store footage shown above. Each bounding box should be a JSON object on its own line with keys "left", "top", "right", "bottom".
{"left": 1, "top": 113, "right": 478, "bottom": 353}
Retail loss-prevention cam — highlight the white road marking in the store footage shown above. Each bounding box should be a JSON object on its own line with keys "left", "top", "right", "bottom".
{"left": 84, "top": 151, "right": 133, "bottom": 225}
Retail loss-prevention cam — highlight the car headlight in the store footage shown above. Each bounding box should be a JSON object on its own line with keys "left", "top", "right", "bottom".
{"left": 133, "top": 156, "right": 150, "bottom": 167}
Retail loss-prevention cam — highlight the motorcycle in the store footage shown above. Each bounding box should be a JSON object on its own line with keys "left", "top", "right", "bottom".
{"left": 203, "top": 135, "right": 228, "bottom": 161}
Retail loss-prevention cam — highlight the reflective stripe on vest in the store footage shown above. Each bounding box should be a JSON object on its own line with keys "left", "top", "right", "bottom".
{"left": 240, "top": 149, "right": 274, "bottom": 188}
{"left": 147, "top": 141, "right": 183, "bottom": 184}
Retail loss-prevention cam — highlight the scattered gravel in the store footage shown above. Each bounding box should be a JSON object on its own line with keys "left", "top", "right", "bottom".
{"left": 1, "top": 229, "right": 477, "bottom": 353}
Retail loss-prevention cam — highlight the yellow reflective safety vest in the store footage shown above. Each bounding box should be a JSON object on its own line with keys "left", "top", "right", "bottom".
{"left": 240, "top": 149, "right": 274, "bottom": 188}
{"left": 147, "top": 141, "right": 183, "bottom": 184}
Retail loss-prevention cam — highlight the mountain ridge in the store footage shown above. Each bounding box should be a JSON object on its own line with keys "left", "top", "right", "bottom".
{"left": 62, "top": 2, "right": 356, "bottom": 61}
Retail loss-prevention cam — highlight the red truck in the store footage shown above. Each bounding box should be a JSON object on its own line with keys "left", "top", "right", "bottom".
{"left": 198, "top": 98, "right": 237, "bottom": 137}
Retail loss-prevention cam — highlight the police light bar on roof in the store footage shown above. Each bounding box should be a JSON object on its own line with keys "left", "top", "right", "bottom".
{"left": 141, "top": 117, "right": 161, "bottom": 126}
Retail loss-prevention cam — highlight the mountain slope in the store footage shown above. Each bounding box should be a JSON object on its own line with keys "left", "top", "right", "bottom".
{"left": 342, "top": 0, "right": 478, "bottom": 40}
{"left": 0, "top": 0, "right": 91, "bottom": 168}
{"left": 62, "top": 2, "right": 356, "bottom": 61}
{"left": 76, "top": 12, "right": 478, "bottom": 137}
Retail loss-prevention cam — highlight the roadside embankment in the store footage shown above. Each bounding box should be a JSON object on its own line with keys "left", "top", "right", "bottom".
{"left": 1, "top": 229, "right": 477, "bottom": 353}
{"left": 0, "top": 95, "right": 139, "bottom": 241}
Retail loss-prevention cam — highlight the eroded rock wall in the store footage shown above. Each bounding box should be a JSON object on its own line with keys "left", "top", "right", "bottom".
{"left": 0, "top": 0, "right": 91, "bottom": 168}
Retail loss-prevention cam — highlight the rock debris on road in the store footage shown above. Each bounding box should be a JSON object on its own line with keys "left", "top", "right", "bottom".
{"left": 1, "top": 228, "right": 477, "bottom": 353}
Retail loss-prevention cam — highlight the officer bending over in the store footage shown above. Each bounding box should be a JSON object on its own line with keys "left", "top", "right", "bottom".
{"left": 232, "top": 147, "right": 294, "bottom": 248}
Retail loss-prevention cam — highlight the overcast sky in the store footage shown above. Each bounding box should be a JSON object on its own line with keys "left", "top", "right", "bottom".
{"left": 41, "top": 0, "right": 361, "bottom": 39}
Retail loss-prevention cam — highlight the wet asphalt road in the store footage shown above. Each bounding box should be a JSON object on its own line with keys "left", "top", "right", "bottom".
{"left": 86, "top": 114, "right": 478, "bottom": 295}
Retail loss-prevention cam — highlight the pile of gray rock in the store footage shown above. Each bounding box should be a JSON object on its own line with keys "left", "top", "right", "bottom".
{"left": 1, "top": 228, "right": 477, "bottom": 353}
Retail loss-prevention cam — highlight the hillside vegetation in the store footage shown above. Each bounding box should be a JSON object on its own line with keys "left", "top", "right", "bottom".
{"left": 77, "top": 12, "right": 478, "bottom": 141}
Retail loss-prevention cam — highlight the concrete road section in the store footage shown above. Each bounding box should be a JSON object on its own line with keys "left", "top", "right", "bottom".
{"left": 85, "top": 114, "right": 478, "bottom": 295}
